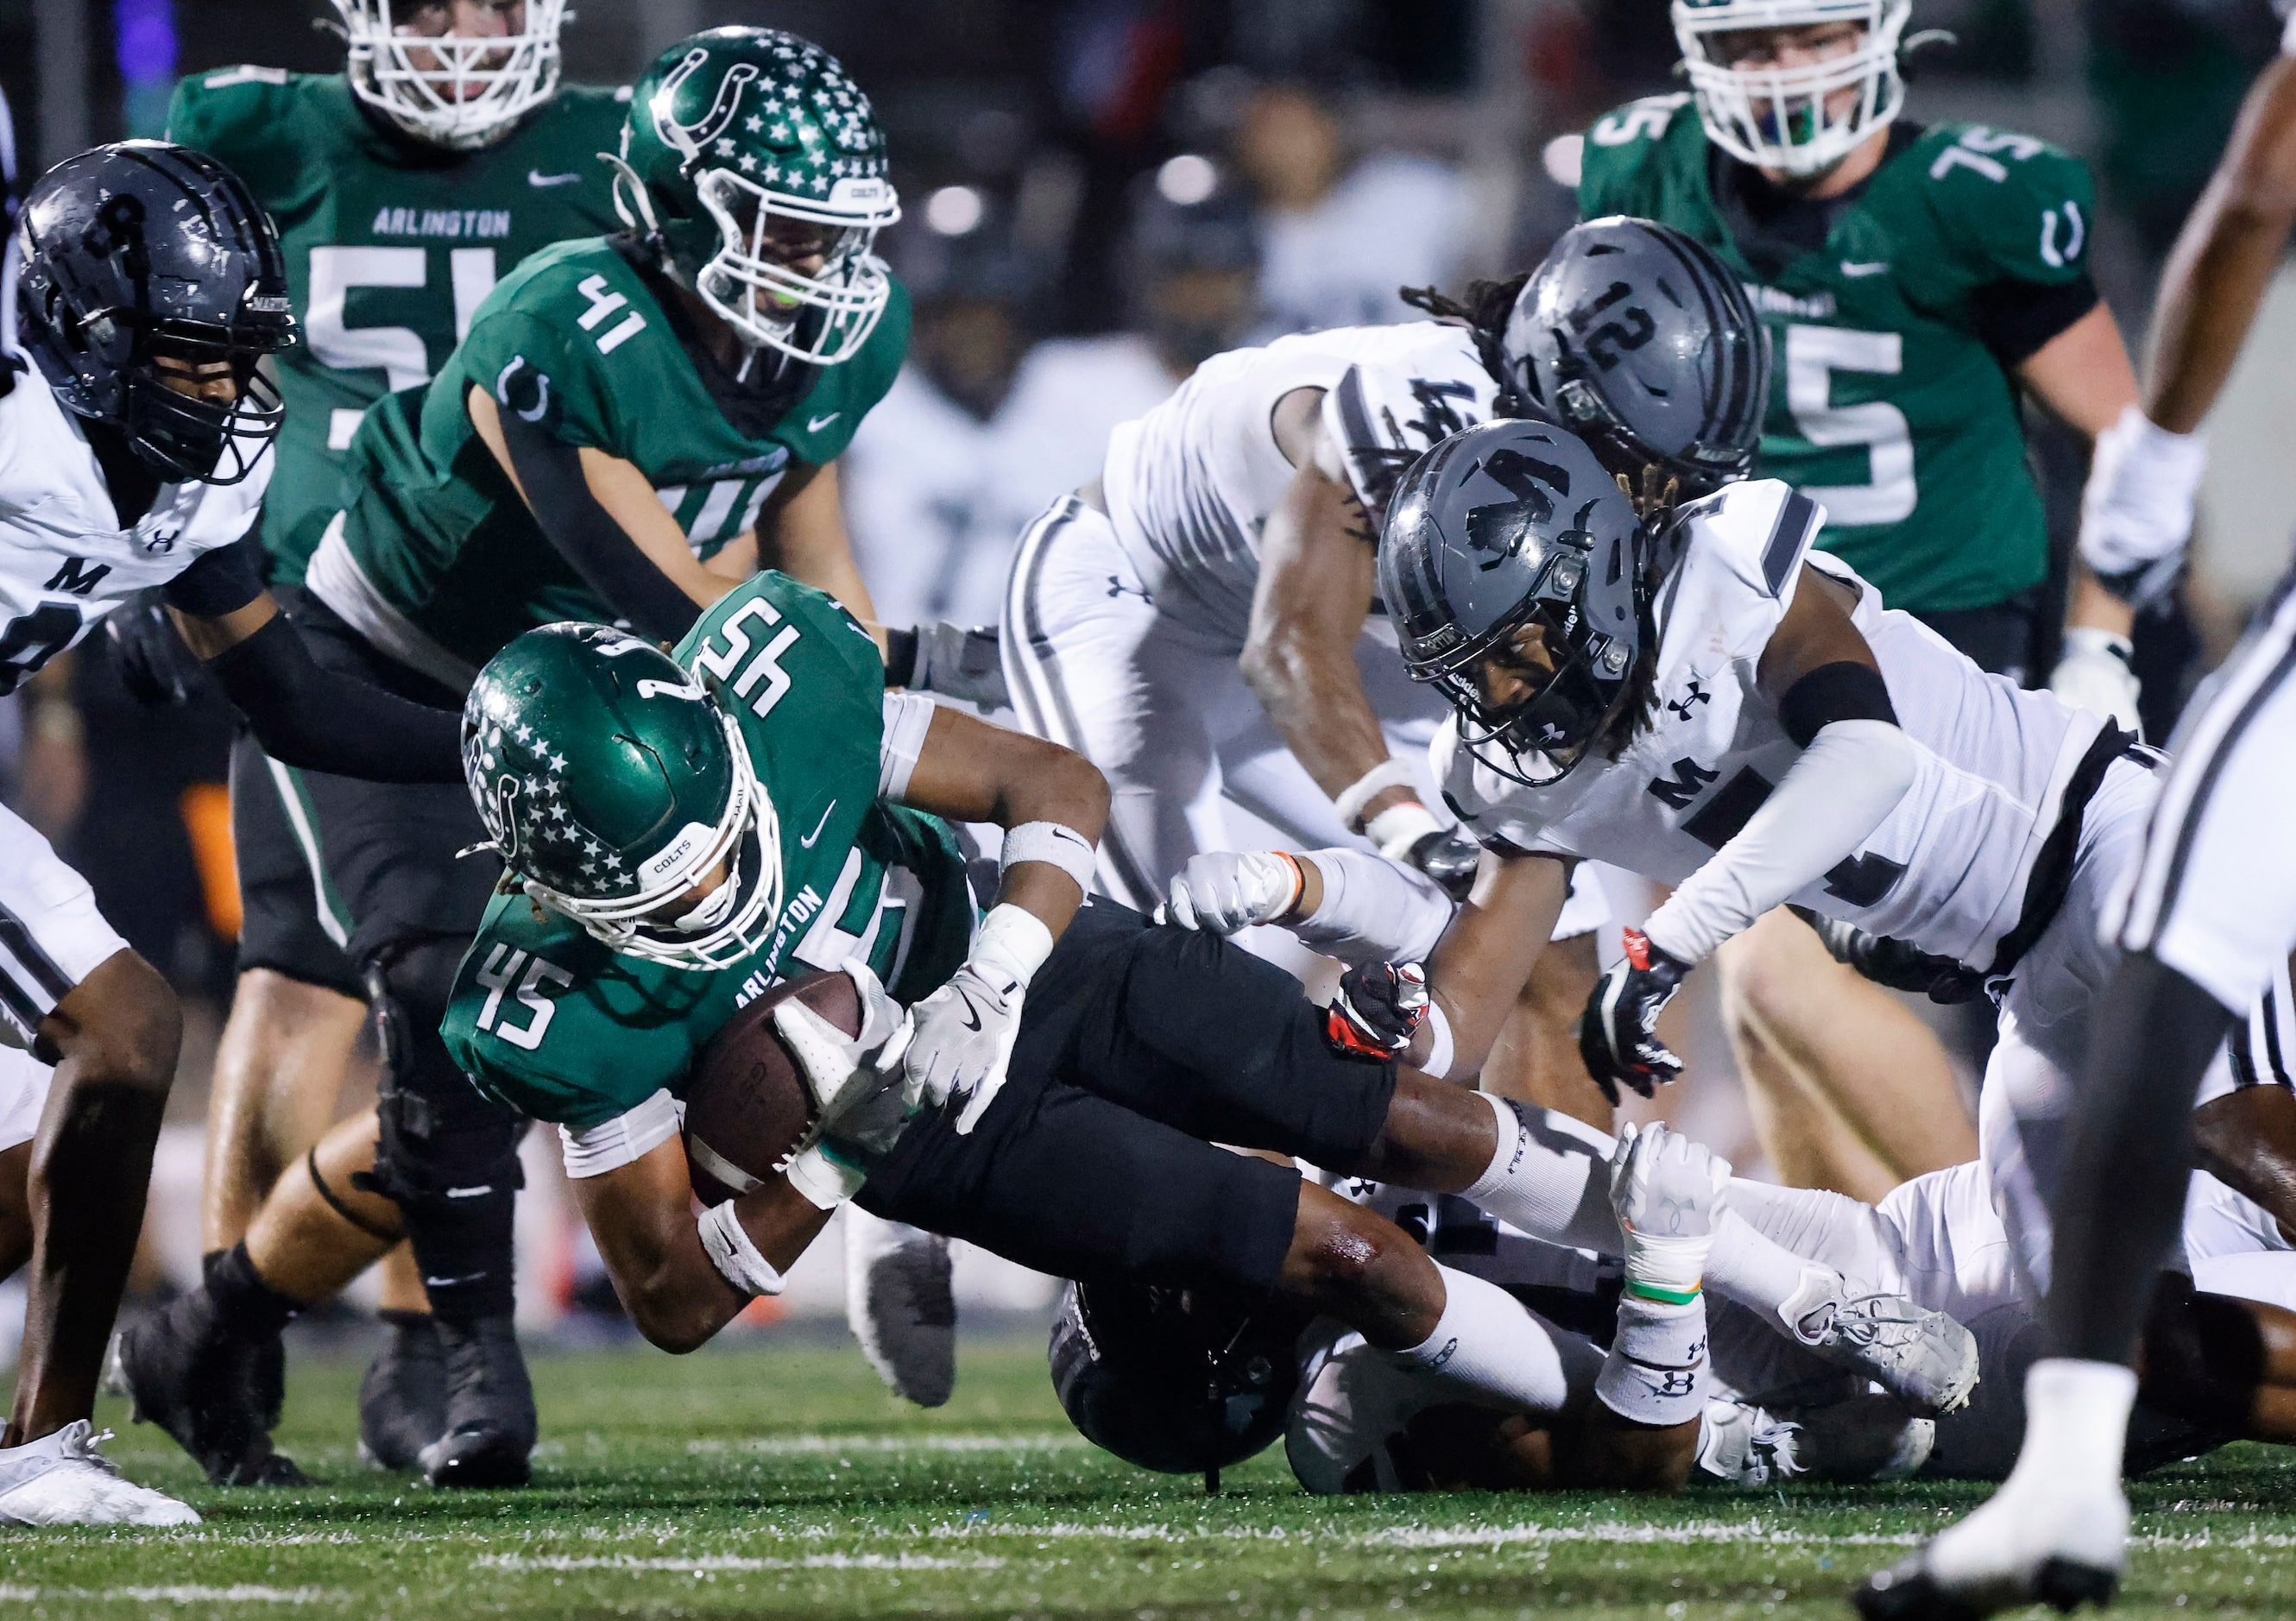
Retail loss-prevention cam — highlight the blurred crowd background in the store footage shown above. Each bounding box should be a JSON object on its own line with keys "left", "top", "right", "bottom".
{"left": 0, "top": 0, "right": 2293, "bottom": 1344}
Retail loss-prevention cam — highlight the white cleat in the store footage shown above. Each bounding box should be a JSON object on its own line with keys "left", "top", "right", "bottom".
{"left": 1782, "top": 1393, "right": 1935, "bottom": 1483}
{"left": 0, "top": 1421, "right": 200, "bottom": 1527}
{"left": 844, "top": 1208, "right": 956, "bottom": 1408}
{"left": 1284, "top": 1328, "right": 1441, "bottom": 1495}
{"left": 1779, "top": 1266, "right": 1980, "bottom": 1417}
{"left": 1857, "top": 1470, "right": 2126, "bottom": 1618}
{"left": 1694, "top": 1399, "right": 1804, "bottom": 1487}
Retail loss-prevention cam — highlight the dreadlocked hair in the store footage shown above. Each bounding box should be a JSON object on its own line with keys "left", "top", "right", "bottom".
{"left": 1400, "top": 273, "right": 1530, "bottom": 400}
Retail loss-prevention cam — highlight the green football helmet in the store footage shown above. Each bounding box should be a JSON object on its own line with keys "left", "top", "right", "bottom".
{"left": 462, "top": 623, "right": 782, "bottom": 971}
{"left": 607, "top": 27, "right": 900, "bottom": 367}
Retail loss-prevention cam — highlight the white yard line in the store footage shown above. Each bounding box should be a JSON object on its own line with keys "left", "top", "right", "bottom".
{"left": 686, "top": 1433, "right": 1086, "bottom": 1454}
{"left": 0, "top": 1586, "right": 340, "bottom": 1604}
{"left": 476, "top": 1553, "right": 1006, "bottom": 1573}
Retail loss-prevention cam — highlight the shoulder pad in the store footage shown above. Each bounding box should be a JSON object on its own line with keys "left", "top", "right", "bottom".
{"left": 1323, "top": 356, "right": 1494, "bottom": 520}
{"left": 1673, "top": 480, "right": 1823, "bottom": 602}
{"left": 167, "top": 66, "right": 300, "bottom": 151}
{"left": 1913, "top": 124, "right": 2097, "bottom": 281}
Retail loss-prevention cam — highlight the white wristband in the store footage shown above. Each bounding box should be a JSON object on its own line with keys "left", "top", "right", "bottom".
{"left": 1332, "top": 759, "right": 1417, "bottom": 831}
{"left": 783, "top": 1142, "right": 868, "bottom": 1211}
{"left": 968, "top": 902, "right": 1055, "bottom": 991}
{"left": 1366, "top": 801, "right": 1443, "bottom": 861}
{"left": 1000, "top": 820, "right": 1099, "bottom": 892}
{"left": 1419, "top": 1000, "right": 1454, "bottom": 1081}
{"left": 697, "top": 1200, "right": 787, "bottom": 1296}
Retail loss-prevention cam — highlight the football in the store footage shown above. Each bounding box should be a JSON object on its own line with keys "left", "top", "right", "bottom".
{"left": 681, "top": 970, "right": 861, "bottom": 1205}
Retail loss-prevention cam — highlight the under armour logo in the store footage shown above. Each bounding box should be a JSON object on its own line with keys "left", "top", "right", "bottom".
{"left": 1667, "top": 680, "right": 1711, "bottom": 721}
{"left": 1656, "top": 1368, "right": 1698, "bottom": 1396}
{"left": 1106, "top": 576, "right": 1150, "bottom": 602}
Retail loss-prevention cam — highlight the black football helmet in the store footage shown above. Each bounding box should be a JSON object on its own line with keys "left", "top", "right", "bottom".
{"left": 14, "top": 141, "right": 295, "bottom": 485}
{"left": 1379, "top": 418, "right": 1652, "bottom": 787}
{"left": 1048, "top": 1280, "right": 1304, "bottom": 1485}
{"left": 1500, "top": 217, "right": 1766, "bottom": 497}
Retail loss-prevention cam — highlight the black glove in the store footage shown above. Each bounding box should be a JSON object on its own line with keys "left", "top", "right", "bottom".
{"left": 1325, "top": 960, "right": 1429, "bottom": 1062}
{"left": 105, "top": 587, "right": 204, "bottom": 707}
{"left": 1577, "top": 927, "right": 1690, "bottom": 1105}
{"left": 1403, "top": 826, "right": 1481, "bottom": 900}
{"left": 1788, "top": 906, "right": 1983, "bottom": 1005}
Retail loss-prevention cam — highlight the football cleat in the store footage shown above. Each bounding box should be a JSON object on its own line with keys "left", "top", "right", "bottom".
{"left": 417, "top": 1315, "right": 536, "bottom": 1489}
{"left": 845, "top": 1209, "right": 956, "bottom": 1408}
{"left": 1694, "top": 1400, "right": 1803, "bottom": 1487}
{"left": 1778, "top": 1267, "right": 1980, "bottom": 1418}
{"left": 112, "top": 1296, "right": 307, "bottom": 1487}
{"left": 1857, "top": 1474, "right": 2126, "bottom": 1619}
{"left": 0, "top": 1422, "right": 199, "bottom": 1526}
{"left": 1782, "top": 1393, "right": 1935, "bottom": 1483}
{"left": 358, "top": 1310, "right": 448, "bottom": 1472}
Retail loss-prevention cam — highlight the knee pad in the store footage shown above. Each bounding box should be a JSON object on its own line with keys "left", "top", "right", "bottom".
{"left": 360, "top": 937, "right": 526, "bottom": 1208}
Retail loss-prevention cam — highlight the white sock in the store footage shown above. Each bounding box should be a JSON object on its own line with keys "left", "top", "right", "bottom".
{"left": 1705, "top": 1213, "right": 1824, "bottom": 1318}
{"left": 1595, "top": 1294, "right": 1711, "bottom": 1426}
{"left": 1460, "top": 1094, "right": 1835, "bottom": 1322}
{"left": 1460, "top": 1093, "right": 1624, "bottom": 1252}
{"left": 2006, "top": 1358, "right": 2137, "bottom": 1496}
{"left": 1385, "top": 1262, "right": 1599, "bottom": 1416}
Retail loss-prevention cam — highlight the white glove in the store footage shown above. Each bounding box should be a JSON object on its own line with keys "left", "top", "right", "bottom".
{"left": 772, "top": 961, "right": 915, "bottom": 1208}
{"left": 911, "top": 622, "right": 1009, "bottom": 708}
{"left": 2079, "top": 405, "right": 2205, "bottom": 609}
{"left": 1608, "top": 1121, "right": 1732, "bottom": 1303}
{"left": 1157, "top": 849, "right": 1303, "bottom": 935}
{"left": 2048, "top": 627, "right": 2142, "bottom": 735}
{"left": 900, "top": 962, "right": 1024, "bottom": 1135}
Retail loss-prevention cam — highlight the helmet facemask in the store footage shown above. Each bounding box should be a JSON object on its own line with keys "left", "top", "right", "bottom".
{"left": 1674, "top": 0, "right": 1909, "bottom": 177}
{"left": 514, "top": 709, "right": 784, "bottom": 972}
{"left": 1419, "top": 561, "right": 1641, "bottom": 790}
{"left": 688, "top": 169, "right": 898, "bottom": 364}
{"left": 121, "top": 322, "right": 292, "bottom": 485}
{"left": 334, "top": 0, "right": 565, "bottom": 151}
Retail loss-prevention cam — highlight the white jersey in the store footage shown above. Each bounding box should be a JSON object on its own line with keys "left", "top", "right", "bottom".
{"left": 1101, "top": 321, "right": 1497, "bottom": 643}
{"left": 1435, "top": 480, "right": 2107, "bottom": 969}
{"left": 0, "top": 374, "right": 269, "bottom": 695}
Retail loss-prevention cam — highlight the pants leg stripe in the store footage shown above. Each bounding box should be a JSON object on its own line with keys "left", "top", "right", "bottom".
{"left": 264, "top": 757, "right": 353, "bottom": 949}
{"left": 0, "top": 946, "right": 52, "bottom": 1045}
{"left": 2121, "top": 592, "right": 2296, "bottom": 953}
{"left": 0, "top": 902, "right": 76, "bottom": 1005}
{"left": 1003, "top": 497, "right": 1162, "bottom": 911}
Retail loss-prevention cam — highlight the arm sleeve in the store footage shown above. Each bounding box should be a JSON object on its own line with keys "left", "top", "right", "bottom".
{"left": 878, "top": 692, "right": 937, "bottom": 802}
{"left": 1639, "top": 718, "right": 1920, "bottom": 964}
{"left": 495, "top": 403, "right": 699, "bottom": 645}
{"left": 1293, "top": 846, "right": 1459, "bottom": 968}
{"left": 161, "top": 533, "right": 268, "bottom": 619}
{"left": 205, "top": 613, "right": 464, "bottom": 784}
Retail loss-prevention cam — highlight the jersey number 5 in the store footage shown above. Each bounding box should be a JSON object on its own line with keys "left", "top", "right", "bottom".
{"left": 1784, "top": 325, "right": 1915, "bottom": 527}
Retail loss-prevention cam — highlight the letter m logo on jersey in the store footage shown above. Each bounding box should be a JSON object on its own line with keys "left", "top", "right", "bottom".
{"left": 42, "top": 557, "right": 112, "bottom": 597}
{"left": 1646, "top": 757, "right": 1720, "bottom": 810}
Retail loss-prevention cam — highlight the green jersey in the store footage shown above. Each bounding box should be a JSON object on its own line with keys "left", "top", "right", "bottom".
{"left": 1579, "top": 98, "right": 2099, "bottom": 615}
{"left": 441, "top": 571, "right": 974, "bottom": 1134}
{"left": 318, "top": 236, "right": 909, "bottom": 688}
{"left": 167, "top": 67, "right": 628, "bottom": 585}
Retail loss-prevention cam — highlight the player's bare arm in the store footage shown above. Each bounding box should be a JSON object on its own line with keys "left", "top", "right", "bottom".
{"left": 2142, "top": 54, "right": 2296, "bottom": 435}
{"left": 1413, "top": 850, "right": 1573, "bottom": 1081}
{"left": 759, "top": 461, "right": 889, "bottom": 658}
{"left": 1239, "top": 388, "right": 1421, "bottom": 839}
{"left": 2011, "top": 303, "right": 2141, "bottom": 645}
{"left": 571, "top": 1137, "right": 830, "bottom": 1353}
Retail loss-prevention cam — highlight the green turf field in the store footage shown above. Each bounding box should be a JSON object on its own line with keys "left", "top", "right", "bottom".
{"left": 6, "top": 1333, "right": 2294, "bottom": 1618}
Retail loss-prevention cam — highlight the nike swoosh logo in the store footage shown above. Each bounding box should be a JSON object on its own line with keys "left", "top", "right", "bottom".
{"left": 807, "top": 411, "right": 841, "bottom": 432}
{"left": 1839, "top": 261, "right": 1890, "bottom": 277}
{"left": 798, "top": 799, "right": 837, "bottom": 848}
{"left": 528, "top": 169, "right": 582, "bottom": 187}
{"left": 956, "top": 990, "right": 983, "bottom": 1032}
